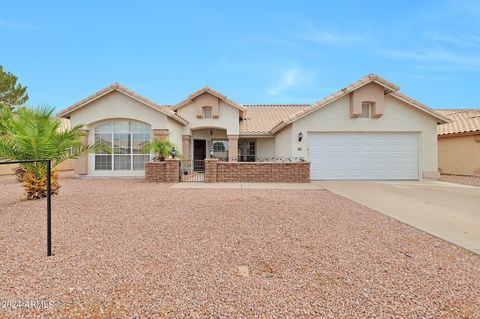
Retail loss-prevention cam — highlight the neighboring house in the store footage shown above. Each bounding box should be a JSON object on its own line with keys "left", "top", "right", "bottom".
{"left": 436, "top": 109, "right": 480, "bottom": 176}
{"left": 57, "top": 74, "right": 448, "bottom": 180}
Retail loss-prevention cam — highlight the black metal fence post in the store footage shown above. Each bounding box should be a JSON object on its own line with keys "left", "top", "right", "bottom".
{"left": 0, "top": 159, "right": 53, "bottom": 256}
{"left": 46, "top": 160, "right": 52, "bottom": 256}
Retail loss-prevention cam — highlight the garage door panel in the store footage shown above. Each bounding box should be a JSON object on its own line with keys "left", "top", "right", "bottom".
{"left": 309, "top": 133, "right": 419, "bottom": 180}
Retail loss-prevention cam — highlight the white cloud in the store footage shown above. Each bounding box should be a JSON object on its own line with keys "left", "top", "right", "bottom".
{"left": 408, "top": 74, "right": 450, "bottom": 81}
{"left": 267, "top": 65, "right": 323, "bottom": 96}
{"left": 423, "top": 31, "right": 480, "bottom": 47}
{"left": 379, "top": 48, "right": 480, "bottom": 70}
{"left": 0, "top": 18, "right": 42, "bottom": 30}
{"left": 302, "top": 31, "right": 361, "bottom": 45}
{"left": 300, "top": 21, "right": 363, "bottom": 46}
{"left": 446, "top": 0, "right": 480, "bottom": 15}
{"left": 268, "top": 66, "right": 302, "bottom": 95}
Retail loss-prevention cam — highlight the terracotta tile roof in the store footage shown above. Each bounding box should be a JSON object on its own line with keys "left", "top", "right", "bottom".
{"left": 436, "top": 109, "right": 480, "bottom": 136}
{"left": 58, "top": 75, "right": 451, "bottom": 136}
{"left": 240, "top": 104, "right": 310, "bottom": 134}
{"left": 57, "top": 83, "right": 188, "bottom": 125}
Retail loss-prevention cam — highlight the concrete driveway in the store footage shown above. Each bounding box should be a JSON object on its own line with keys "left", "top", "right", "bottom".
{"left": 316, "top": 180, "right": 480, "bottom": 254}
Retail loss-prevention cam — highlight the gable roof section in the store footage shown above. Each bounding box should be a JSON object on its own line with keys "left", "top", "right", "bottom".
{"left": 57, "top": 83, "right": 188, "bottom": 125}
{"left": 270, "top": 74, "right": 449, "bottom": 134}
{"left": 388, "top": 91, "right": 450, "bottom": 123}
{"left": 171, "top": 86, "right": 246, "bottom": 115}
{"left": 436, "top": 109, "right": 480, "bottom": 136}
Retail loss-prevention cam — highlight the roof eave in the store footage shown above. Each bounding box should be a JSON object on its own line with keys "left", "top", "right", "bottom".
{"left": 57, "top": 85, "right": 117, "bottom": 118}
{"left": 171, "top": 86, "right": 246, "bottom": 115}
{"left": 239, "top": 132, "right": 275, "bottom": 137}
{"left": 389, "top": 92, "right": 450, "bottom": 124}
{"left": 438, "top": 130, "right": 480, "bottom": 137}
{"left": 57, "top": 84, "right": 189, "bottom": 125}
{"left": 270, "top": 75, "right": 449, "bottom": 132}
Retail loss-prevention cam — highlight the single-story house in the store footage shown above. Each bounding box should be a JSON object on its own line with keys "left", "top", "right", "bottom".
{"left": 436, "top": 109, "right": 480, "bottom": 176}
{"left": 57, "top": 74, "right": 449, "bottom": 180}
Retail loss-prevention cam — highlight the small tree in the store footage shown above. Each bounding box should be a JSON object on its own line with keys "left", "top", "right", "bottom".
{"left": 0, "top": 66, "right": 29, "bottom": 110}
{"left": 0, "top": 106, "right": 97, "bottom": 199}
{"left": 142, "top": 139, "right": 179, "bottom": 161}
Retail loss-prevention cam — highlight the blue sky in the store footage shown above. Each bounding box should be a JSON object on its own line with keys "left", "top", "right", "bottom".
{"left": 1, "top": 0, "right": 479, "bottom": 111}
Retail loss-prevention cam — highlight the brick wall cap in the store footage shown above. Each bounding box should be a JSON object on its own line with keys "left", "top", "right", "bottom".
{"left": 218, "top": 161, "right": 310, "bottom": 165}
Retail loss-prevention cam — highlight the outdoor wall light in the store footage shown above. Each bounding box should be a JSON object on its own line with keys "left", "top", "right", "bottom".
{"left": 298, "top": 132, "right": 303, "bottom": 142}
{"left": 170, "top": 146, "right": 177, "bottom": 158}
{"left": 210, "top": 147, "right": 214, "bottom": 156}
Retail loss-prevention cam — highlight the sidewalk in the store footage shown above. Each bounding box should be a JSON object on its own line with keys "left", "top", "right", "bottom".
{"left": 170, "top": 182, "right": 324, "bottom": 189}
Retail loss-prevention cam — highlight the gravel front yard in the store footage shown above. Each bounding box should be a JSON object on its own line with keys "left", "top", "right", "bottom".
{"left": 1, "top": 173, "right": 479, "bottom": 318}
{"left": 440, "top": 174, "right": 480, "bottom": 187}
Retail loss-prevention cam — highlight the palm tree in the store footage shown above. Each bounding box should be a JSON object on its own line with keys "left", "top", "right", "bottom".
{"left": 0, "top": 105, "right": 97, "bottom": 199}
{"left": 142, "top": 139, "right": 179, "bottom": 161}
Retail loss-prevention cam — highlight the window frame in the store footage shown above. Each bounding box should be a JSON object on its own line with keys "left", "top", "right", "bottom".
{"left": 203, "top": 106, "right": 212, "bottom": 119}
{"left": 238, "top": 140, "right": 256, "bottom": 162}
{"left": 360, "top": 102, "right": 372, "bottom": 119}
{"left": 211, "top": 139, "right": 229, "bottom": 160}
{"left": 94, "top": 120, "right": 151, "bottom": 171}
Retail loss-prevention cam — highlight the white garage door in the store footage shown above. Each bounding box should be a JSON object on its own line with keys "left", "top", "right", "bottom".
{"left": 309, "top": 132, "right": 419, "bottom": 180}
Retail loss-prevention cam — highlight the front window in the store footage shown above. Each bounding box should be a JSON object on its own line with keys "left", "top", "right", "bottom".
{"left": 238, "top": 140, "right": 255, "bottom": 162}
{"left": 94, "top": 121, "right": 150, "bottom": 171}
{"left": 212, "top": 140, "right": 228, "bottom": 160}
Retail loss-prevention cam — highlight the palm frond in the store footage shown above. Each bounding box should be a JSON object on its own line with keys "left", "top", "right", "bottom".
{"left": 0, "top": 104, "right": 97, "bottom": 199}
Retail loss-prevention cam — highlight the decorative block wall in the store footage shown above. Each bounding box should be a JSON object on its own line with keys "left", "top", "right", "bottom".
{"left": 145, "top": 159, "right": 179, "bottom": 183}
{"left": 204, "top": 159, "right": 218, "bottom": 183}
{"left": 145, "top": 159, "right": 310, "bottom": 183}
{"left": 210, "top": 159, "right": 310, "bottom": 183}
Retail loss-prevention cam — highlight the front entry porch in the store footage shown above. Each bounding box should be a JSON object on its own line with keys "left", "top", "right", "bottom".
{"left": 179, "top": 159, "right": 205, "bottom": 182}
{"left": 179, "top": 136, "right": 207, "bottom": 182}
{"left": 182, "top": 128, "right": 239, "bottom": 162}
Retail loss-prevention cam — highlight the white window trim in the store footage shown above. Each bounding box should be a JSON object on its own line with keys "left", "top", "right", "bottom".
{"left": 88, "top": 120, "right": 151, "bottom": 177}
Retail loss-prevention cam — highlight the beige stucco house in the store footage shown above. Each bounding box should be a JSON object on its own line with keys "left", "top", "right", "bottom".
{"left": 57, "top": 74, "right": 448, "bottom": 180}
{"left": 436, "top": 109, "right": 480, "bottom": 176}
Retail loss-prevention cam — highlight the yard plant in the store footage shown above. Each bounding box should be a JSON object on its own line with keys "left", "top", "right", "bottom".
{"left": 0, "top": 106, "right": 95, "bottom": 199}
{"left": 142, "top": 139, "right": 179, "bottom": 161}
{"left": 0, "top": 65, "right": 29, "bottom": 110}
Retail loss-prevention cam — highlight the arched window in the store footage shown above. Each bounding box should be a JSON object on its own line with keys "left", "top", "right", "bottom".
{"left": 94, "top": 120, "right": 150, "bottom": 171}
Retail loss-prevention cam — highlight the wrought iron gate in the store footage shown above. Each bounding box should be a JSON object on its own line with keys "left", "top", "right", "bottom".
{"left": 179, "top": 160, "right": 205, "bottom": 182}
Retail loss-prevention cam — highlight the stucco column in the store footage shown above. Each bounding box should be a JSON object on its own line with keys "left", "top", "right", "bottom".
{"left": 228, "top": 135, "right": 239, "bottom": 162}
{"left": 182, "top": 135, "right": 191, "bottom": 160}
{"left": 76, "top": 129, "right": 89, "bottom": 175}
{"left": 153, "top": 129, "right": 169, "bottom": 141}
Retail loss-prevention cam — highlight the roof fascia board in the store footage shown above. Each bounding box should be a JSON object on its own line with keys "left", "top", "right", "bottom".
{"left": 57, "top": 86, "right": 188, "bottom": 125}
{"left": 389, "top": 93, "right": 449, "bottom": 124}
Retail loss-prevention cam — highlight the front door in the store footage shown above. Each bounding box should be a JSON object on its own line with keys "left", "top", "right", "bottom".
{"left": 193, "top": 139, "right": 206, "bottom": 171}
